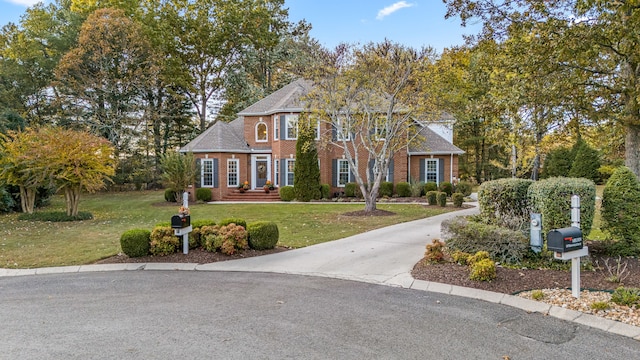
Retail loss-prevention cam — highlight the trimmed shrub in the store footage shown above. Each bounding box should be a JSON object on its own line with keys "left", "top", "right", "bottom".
{"left": 120, "top": 229, "right": 151, "bottom": 257}
{"left": 467, "top": 250, "right": 490, "bottom": 266}
{"left": 247, "top": 221, "right": 279, "bottom": 250}
{"left": 451, "top": 250, "right": 471, "bottom": 265}
{"left": 345, "top": 182, "right": 358, "bottom": 197}
{"left": 426, "top": 191, "right": 438, "bottom": 205}
{"left": 150, "top": 226, "right": 179, "bottom": 256}
{"left": 455, "top": 181, "right": 473, "bottom": 196}
{"left": 195, "top": 188, "right": 212, "bottom": 202}
{"left": 478, "top": 178, "right": 534, "bottom": 231}
{"left": 279, "top": 186, "right": 295, "bottom": 201}
{"left": 411, "top": 180, "right": 425, "bottom": 197}
{"left": 164, "top": 189, "right": 177, "bottom": 202}
{"left": 439, "top": 181, "right": 453, "bottom": 196}
{"left": 437, "top": 192, "right": 447, "bottom": 207}
{"left": 320, "top": 184, "right": 331, "bottom": 199}
{"left": 217, "top": 223, "right": 249, "bottom": 255}
{"left": 396, "top": 182, "right": 411, "bottom": 197}
{"left": 424, "top": 239, "right": 445, "bottom": 264}
{"left": 598, "top": 164, "right": 622, "bottom": 184}
{"left": 601, "top": 167, "right": 640, "bottom": 255}
{"left": 379, "top": 182, "right": 394, "bottom": 197}
{"left": 424, "top": 181, "right": 438, "bottom": 193}
{"left": 218, "top": 217, "right": 247, "bottom": 229}
{"left": 469, "top": 258, "right": 496, "bottom": 281}
{"left": 452, "top": 193, "right": 464, "bottom": 207}
{"left": 528, "top": 177, "right": 596, "bottom": 237}
{"left": 441, "top": 216, "right": 530, "bottom": 264}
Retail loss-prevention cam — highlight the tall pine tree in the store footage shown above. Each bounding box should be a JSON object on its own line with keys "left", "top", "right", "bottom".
{"left": 294, "top": 118, "right": 321, "bottom": 201}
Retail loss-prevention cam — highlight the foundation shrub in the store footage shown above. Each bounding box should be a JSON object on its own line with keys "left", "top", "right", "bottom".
{"left": 345, "top": 182, "right": 359, "bottom": 197}
{"left": 320, "top": 184, "right": 331, "bottom": 199}
{"left": 439, "top": 181, "right": 453, "bottom": 196}
{"left": 201, "top": 225, "right": 221, "bottom": 252}
{"left": 279, "top": 186, "right": 295, "bottom": 201}
{"left": 452, "top": 193, "right": 464, "bottom": 207}
{"left": 195, "top": 188, "right": 212, "bottom": 202}
{"left": 188, "top": 220, "right": 216, "bottom": 248}
{"left": 150, "top": 226, "right": 179, "bottom": 256}
{"left": 424, "top": 182, "right": 438, "bottom": 193}
{"left": 379, "top": 182, "right": 394, "bottom": 197}
{"left": 437, "top": 192, "right": 447, "bottom": 207}
{"left": 411, "top": 179, "right": 425, "bottom": 197}
{"left": 396, "top": 182, "right": 411, "bottom": 197}
{"left": 478, "top": 178, "right": 533, "bottom": 231}
{"left": 247, "top": 221, "right": 279, "bottom": 250}
{"left": 528, "top": 177, "right": 596, "bottom": 236}
{"left": 441, "top": 216, "right": 530, "bottom": 264}
{"left": 217, "top": 223, "right": 249, "bottom": 255}
{"left": 469, "top": 258, "right": 496, "bottom": 281}
{"left": 424, "top": 239, "right": 445, "bottom": 264}
{"left": 120, "top": 229, "right": 150, "bottom": 257}
{"left": 426, "top": 191, "right": 438, "bottom": 205}
{"left": 467, "top": 250, "right": 490, "bottom": 266}
{"left": 454, "top": 181, "right": 473, "bottom": 196}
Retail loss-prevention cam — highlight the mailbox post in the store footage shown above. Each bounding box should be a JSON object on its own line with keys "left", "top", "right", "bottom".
{"left": 548, "top": 195, "right": 588, "bottom": 299}
{"left": 171, "top": 192, "right": 192, "bottom": 254}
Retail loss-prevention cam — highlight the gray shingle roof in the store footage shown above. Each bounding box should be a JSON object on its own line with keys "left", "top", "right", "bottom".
{"left": 409, "top": 125, "right": 464, "bottom": 155}
{"left": 179, "top": 117, "right": 250, "bottom": 153}
{"left": 238, "top": 78, "right": 312, "bottom": 116}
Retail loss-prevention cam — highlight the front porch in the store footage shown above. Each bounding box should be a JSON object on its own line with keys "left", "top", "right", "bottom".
{"left": 220, "top": 189, "right": 281, "bottom": 202}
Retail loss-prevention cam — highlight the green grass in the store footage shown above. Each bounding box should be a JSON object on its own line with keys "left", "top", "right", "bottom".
{"left": 0, "top": 190, "right": 454, "bottom": 269}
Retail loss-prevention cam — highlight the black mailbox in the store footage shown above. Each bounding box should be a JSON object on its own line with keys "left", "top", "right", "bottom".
{"left": 171, "top": 215, "right": 190, "bottom": 229}
{"left": 547, "top": 226, "right": 583, "bottom": 253}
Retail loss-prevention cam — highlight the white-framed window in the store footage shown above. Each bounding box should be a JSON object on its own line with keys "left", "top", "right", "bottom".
{"left": 313, "top": 119, "right": 320, "bottom": 140}
{"left": 285, "top": 114, "right": 298, "bottom": 140}
{"left": 274, "top": 159, "right": 279, "bottom": 186}
{"left": 336, "top": 116, "right": 351, "bottom": 141}
{"left": 274, "top": 116, "right": 279, "bottom": 140}
{"left": 337, "top": 159, "right": 350, "bottom": 187}
{"left": 425, "top": 159, "right": 438, "bottom": 184}
{"left": 227, "top": 159, "right": 239, "bottom": 187}
{"left": 374, "top": 116, "right": 387, "bottom": 141}
{"left": 256, "top": 122, "right": 268, "bottom": 142}
{"left": 286, "top": 159, "right": 295, "bottom": 186}
{"left": 202, "top": 159, "right": 214, "bottom": 187}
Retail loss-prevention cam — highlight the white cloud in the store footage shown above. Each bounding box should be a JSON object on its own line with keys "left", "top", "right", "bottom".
{"left": 6, "top": 0, "right": 42, "bottom": 6}
{"left": 376, "top": 1, "right": 414, "bottom": 20}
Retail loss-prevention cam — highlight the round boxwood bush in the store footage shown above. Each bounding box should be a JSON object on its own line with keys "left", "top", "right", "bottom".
{"left": 120, "top": 229, "right": 151, "bottom": 257}
{"left": 478, "top": 178, "right": 534, "bottom": 230}
{"left": 164, "top": 189, "right": 177, "bottom": 202}
{"left": 396, "top": 182, "right": 411, "bottom": 197}
{"left": 437, "top": 192, "right": 447, "bottom": 207}
{"left": 150, "top": 226, "right": 179, "bottom": 256}
{"left": 426, "top": 191, "right": 438, "bottom": 205}
{"left": 247, "top": 221, "right": 279, "bottom": 250}
{"left": 279, "top": 186, "right": 295, "bottom": 201}
{"left": 195, "top": 188, "right": 212, "bottom": 202}
{"left": 439, "top": 181, "right": 453, "bottom": 196}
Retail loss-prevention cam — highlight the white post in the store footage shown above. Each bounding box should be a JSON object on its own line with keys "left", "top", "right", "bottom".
{"left": 571, "top": 195, "right": 580, "bottom": 298}
{"left": 182, "top": 192, "right": 189, "bottom": 254}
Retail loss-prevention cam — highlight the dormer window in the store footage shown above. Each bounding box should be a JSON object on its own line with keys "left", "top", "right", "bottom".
{"left": 256, "top": 121, "right": 268, "bottom": 142}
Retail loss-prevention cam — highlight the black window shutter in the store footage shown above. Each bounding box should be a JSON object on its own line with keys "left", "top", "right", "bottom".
{"left": 419, "top": 159, "right": 425, "bottom": 182}
{"left": 195, "top": 158, "right": 202, "bottom": 188}
{"left": 281, "top": 159, "right": 286, "bottom": 186}
{"left": 332, "top": 159, "right": 337, "bottom": 187}
{"left": 280, "top": 115, "right": 286, "bottom": 139}
{"left": 439, "top": 158, "right": 445, "bottom": 183}
{"left": 213, "top": 158, "right": 219, "bottom": 188}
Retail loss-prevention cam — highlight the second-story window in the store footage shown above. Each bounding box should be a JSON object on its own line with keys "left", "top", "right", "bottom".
{"left": 256, "top": 122, "right": 267, "bottom": 142}
{"left": 274, "top": 116, "right": 279, "bottom": 140}
{"left": 285, "top": 114, "right": 298, "bottom": 140}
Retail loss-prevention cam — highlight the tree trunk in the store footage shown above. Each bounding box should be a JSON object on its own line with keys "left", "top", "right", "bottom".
{"left": 19, "top": 186, "right": 36, "bottom": 214}
{"left": 625, "top": 124, "right": 640, "bottom": 179}
{"left": 64, "top": 186, "right": 81, "bottom": 217}
{"left": 363, "top": 193, "right": 378, "bottom": 212}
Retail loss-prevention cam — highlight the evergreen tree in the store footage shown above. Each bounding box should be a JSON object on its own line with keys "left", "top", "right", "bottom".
{"left": 542, "top": 147, "right": 573, "bottom": 178}
{"left": 601, "top": 166, "right": 640, "bottom": 255}
{"left": 294, "top": 118, "right": 321, "bottom": 201}
{"left": 569, "top": 139, "right": 601, "bottom": 183}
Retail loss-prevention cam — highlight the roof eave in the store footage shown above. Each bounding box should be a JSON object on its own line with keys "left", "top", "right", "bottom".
{"left": 238, "top": 108, "right": 305, "bottom": 117}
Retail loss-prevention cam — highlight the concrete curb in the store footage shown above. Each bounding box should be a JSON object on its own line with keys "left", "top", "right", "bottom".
{"left": 1, "top": 264, "right": 639, "bottom": 341}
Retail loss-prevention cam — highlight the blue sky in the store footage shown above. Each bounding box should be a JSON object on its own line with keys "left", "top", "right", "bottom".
{"left": 1, "top": 0, "right": 479, "bottom": 52}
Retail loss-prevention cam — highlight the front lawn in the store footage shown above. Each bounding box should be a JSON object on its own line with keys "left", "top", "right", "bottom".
{"left": 0, "top": 190, "right": 453, "bottom": 269}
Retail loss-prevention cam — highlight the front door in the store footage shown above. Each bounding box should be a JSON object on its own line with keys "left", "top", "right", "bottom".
{"left": 256, "top": 160, "right": 268, "bottom": 188}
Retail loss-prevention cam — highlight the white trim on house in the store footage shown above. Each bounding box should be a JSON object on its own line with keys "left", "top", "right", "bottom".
{"left": 273, "top": 115, "right": 279, "bottom": 141}
{"left": 201, "top": 159, "right": 214, "bottom": 188}
{"left": 285, "top": 114, "right": 299, "bottom": 140}
{"left": 285, "top": 158, "right": 295, "bottom": 186}
{"left": 255, "top": 121, "right": 268, "bottom": 142}
{"left": 251, "top": 155, "right": 272, "bottom": 190}
{"left": 424, "top": 158, "right": 439, "bottom": 185}
{"left": 227, "top": 158, "right": 239, "bottom": 188}
{"left": 337, "top": 159, "right": 350, "bottom": 187}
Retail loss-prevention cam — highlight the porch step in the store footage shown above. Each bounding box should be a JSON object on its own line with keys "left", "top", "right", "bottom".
{"left": 221, "top": 189, "right": 281, "bottom": 202}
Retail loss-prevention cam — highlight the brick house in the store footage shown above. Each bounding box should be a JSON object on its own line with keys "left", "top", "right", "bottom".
{"left": 180, "top": 79, "right": 464, "bottom": 201}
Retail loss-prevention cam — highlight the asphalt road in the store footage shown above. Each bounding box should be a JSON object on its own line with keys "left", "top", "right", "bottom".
{"left": 1, "top": 271, "right": 638, "bottom": 359}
